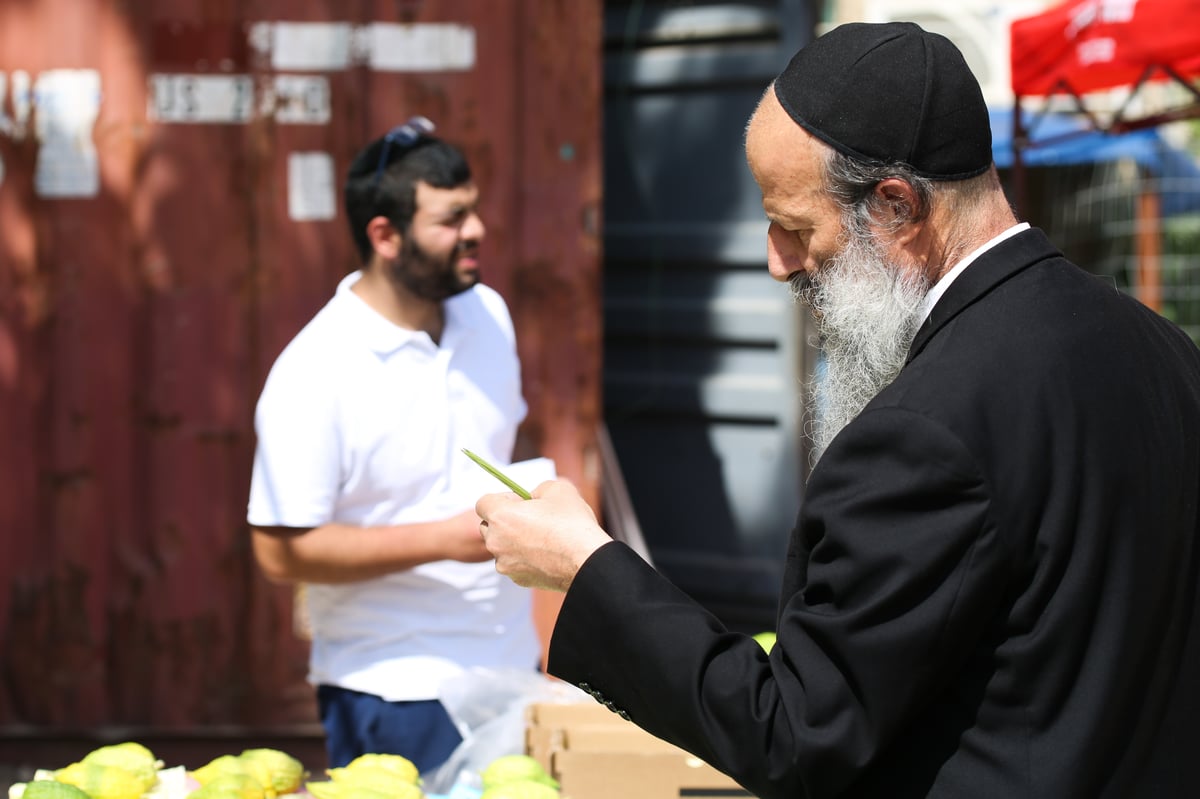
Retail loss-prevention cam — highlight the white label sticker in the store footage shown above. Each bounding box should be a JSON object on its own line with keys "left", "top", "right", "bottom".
{"left": 148, "top": 74, "right": 254, "bottom": 123}
{"left": 247, "top": 22, "right": 476, "bottom": 73}
{"left": 366, "top": 23, "right": 476, "bottom": 72}
{"left": 267, "top": 22, "right": 354, "bottom": 71}
{"left": 33, "top": 69, "right": 102, "bottom": 198}
{"left": 288, "top": 151, "right": 337, "bottom": 221}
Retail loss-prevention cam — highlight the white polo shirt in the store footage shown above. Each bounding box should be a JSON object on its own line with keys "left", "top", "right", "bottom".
{"left": 248, "top": 272, "right": 540, "bottom": 701}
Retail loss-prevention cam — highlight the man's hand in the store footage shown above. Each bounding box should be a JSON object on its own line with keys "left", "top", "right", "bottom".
{"left": 476, "top": 479, "right": 612, "bottom": 592}
{"left": 442, "top": 508, "right": 496, "bottom": 563}
{"left": 251, "top": 508, "right": 496, "bottom": 584}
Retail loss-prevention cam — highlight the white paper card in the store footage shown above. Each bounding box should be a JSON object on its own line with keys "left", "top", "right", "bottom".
{"left": 463, "top": 456, "right": 557, "bottom": 499}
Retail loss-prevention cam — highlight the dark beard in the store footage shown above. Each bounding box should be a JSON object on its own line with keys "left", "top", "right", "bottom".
{"left": 390, "top": 235, "right": 478, "bottom": 302}
{"left": 796, "top": 227, "right": 930, "bottom": 462}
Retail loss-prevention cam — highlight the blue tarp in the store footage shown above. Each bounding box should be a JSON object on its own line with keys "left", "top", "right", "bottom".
{"left": 990, "top": 106, "right": 1200, "bottom": 216}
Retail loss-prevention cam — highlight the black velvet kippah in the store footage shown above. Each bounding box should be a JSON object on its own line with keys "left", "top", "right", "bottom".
{"left": 774, "top": 21, "right": 992, "bottom": 180}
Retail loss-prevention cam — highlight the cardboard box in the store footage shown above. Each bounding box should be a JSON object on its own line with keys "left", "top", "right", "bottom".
{"left": 525, "top": 701, "right": 623, "bottom": 770}
{"left": 524, "top": 702, "right": 757, "bottom": 799}
{"left": 551, "top": 750, "right": 755, "bottom": 799}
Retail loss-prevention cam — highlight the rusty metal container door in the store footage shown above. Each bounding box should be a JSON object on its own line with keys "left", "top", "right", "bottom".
{"left": 0, "top": 0, "right": 601, "bottom": 762}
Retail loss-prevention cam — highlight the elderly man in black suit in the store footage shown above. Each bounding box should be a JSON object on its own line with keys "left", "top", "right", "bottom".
{"left": 476, "top": 21, "right": 1200, "bottom": 798}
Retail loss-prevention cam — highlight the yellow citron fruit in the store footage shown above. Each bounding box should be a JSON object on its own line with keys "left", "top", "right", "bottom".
{"left": 186, "top": 774, "right": 264, "bottom": 799}
{"left": 480, "top": 756, "right": 558, "bottom": 790}
{"left": 304, "top": 783, "right": 402, "bottom": 799}
{"left": 189, "top": 756, "right": 270, "bottom": 798}
{"left": 186, "top": 785, "right": 244, "bottom": 799}
{"left": 190, "top": 756, "right": 247, "bottom": 786}
{"left": 82, "top": 743, "right": 160, "bottom": 793}
{"left": 342, "top": 754, "right": 420, "bottom": 785}
{"left": 480, "top": 781, "right": 560, "bottom": 799}
{"left": 187, "top": 756, "right": 269, "bottom": 799}
{"left": 302, "top": 782, "right": 342, "bottom": 799}
{"left": 237, "top": 749, "right": 305, "bottom": 796}
{"left": 54, "top": 762, "right": 146, "bottom": 799}
{"left": 85, "top": 743, "right": 156, "bottom": 764}
{"left": 21, "top": 781, "right": 92, "bottom": 799}
{"left": 325, "top": 768, "right": 423, "bottom": 799}
{"left": 380, "top": 785, "right": 421, "bottom": 799}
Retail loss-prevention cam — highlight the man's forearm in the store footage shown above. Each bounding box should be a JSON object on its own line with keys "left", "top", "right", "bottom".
{"left": 251, "top": 518, "right": 464, "bottom": 584}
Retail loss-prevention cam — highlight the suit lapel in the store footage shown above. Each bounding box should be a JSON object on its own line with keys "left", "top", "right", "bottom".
{"left": 906, "top": 228, "right": 1062, "bottom": 364}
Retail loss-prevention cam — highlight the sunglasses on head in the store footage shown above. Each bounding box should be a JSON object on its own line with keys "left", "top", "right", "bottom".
{"left": 373, "top": 115, "right": 436, "bottom": 185}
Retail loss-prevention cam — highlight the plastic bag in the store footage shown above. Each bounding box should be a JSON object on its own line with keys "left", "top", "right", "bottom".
{"left": 422, "top": 668, "right": 589, "bottom": 796}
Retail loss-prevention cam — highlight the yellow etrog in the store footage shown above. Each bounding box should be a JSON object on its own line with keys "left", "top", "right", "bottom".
{"left": 304, "top": 783, "right": 403, "bottom": 799}
{"left": 237, "top": 749, "right": 304, "bottom": 797}
{"left": 342, "top": 754, "right": 419, "bottom": 785}
{"left": 54, "top": 762, "right": 146, "bottom": 799}
{"left": 188, "top": 757, "right": 260, "bottom": 791}
{"left": 81, "top": 743, "right": 159, "bottom": 793}
{"left": 21, "top": 781, "right": 92, "bottom": 799}
{"left": 480, "top": 781, "right": 560, "bottom": 799}
{"left": 325, "top": 766, "right": 422, "bottom": 798}
{"left": 480, "top": 755, "right": 558, "bottom": 790}
{"left": 186, "top": 774, "right": 264, "bottom": 799}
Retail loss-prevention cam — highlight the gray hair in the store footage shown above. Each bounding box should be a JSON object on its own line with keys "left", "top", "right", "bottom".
{"left": 821, "top": 150, "right": 934, "bottom": 237}
{"left": 821, "top": 149, "right": 997, "bottom": 238}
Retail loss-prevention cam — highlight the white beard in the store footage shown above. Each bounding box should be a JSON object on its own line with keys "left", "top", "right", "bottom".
{"left": 793, "top": 228, "right": 931, "bottom": 463}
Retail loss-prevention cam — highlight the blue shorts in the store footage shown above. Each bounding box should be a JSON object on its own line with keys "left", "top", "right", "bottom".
{"left": 316, "top": 684, "right": 464, "bottom": 774}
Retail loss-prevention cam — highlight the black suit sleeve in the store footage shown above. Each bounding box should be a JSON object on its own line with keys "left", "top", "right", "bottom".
{"left": 548, "top": 407, "right": 1010, "bottom": 799}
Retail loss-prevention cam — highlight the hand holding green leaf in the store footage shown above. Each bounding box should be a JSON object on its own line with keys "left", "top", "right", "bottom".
{"left": 462, "top": 448, "right": 532, "bottom": 499}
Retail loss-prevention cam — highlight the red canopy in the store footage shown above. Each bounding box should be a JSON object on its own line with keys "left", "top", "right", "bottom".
{"left": 1011, "top": 0, "right": 1200, "bottom": 97}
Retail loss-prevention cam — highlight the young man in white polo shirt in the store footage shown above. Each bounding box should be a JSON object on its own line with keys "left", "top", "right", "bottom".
{"left": 247, "top": 118, "right": 541, "bottom": 774}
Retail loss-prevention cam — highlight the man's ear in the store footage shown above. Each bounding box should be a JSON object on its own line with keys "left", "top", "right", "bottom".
{"left": 366, "top": 215, "right": 402, "bottom": 260}
{"left": 870, "top": 178, "right": 925, "bottom": 245}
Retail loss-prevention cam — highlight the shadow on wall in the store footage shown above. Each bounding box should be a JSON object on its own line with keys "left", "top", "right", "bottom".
{"left": 600, "top": 3, "right": 812, "bottom": 631}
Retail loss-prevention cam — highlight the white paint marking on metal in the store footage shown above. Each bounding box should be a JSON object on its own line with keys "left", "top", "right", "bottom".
{"left": 366, "top": 22, "right": 476, "bottom": 72}
{"left": 147, "top": 74, "right": 254, "bottom": 124}
{"left": 288, "top": 151, "right": 337, "bottom": 221}
{"left": 265, "top": 75, "right": 332, "bottom": 124}
{"left": 247, "top": 21, "right": 477, "bottom": 73}
{"left": 33, "top": 69, "right": 102, "bottom": 198}
{"left": 269, "top": 22, "right": 354, "bottom": 71}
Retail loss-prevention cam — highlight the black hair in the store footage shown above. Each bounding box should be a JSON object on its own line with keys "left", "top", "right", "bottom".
{"left": 343, "top": 132, "right": 472, "bottom": 266}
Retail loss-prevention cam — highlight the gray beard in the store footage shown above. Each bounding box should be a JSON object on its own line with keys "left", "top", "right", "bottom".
{"left": 793, "top": 228, "right": 931, "bottom": 463}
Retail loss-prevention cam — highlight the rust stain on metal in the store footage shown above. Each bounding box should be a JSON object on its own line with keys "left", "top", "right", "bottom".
{"left": 0, "top": 0, "right": 603, "bottom": 755}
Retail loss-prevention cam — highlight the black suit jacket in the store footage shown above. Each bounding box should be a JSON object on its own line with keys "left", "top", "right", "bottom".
{"left": 549, "top": 229, "right": 1200, "bottom": 798}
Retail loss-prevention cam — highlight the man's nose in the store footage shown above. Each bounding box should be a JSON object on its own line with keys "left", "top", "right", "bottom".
{"left": 462, "top": 212, "right": 485, "bottom": 241}
{"left": 766, "top": 223, "right": 802, "bottom": 283}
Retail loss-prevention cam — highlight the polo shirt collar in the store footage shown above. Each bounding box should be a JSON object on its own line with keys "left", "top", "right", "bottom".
{"left": 335, "top": 271, "right": 438, "bottom": 357}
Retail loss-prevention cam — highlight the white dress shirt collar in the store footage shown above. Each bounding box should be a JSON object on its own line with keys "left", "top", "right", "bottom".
{"left": 920, "top": 222, "right": 1031, "bottom": 321}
